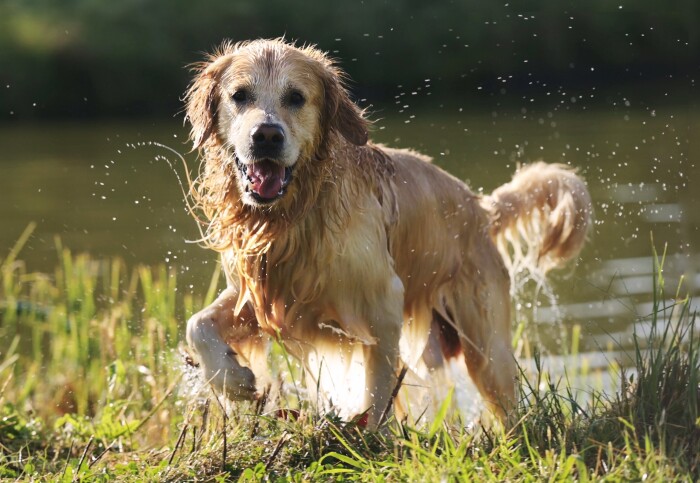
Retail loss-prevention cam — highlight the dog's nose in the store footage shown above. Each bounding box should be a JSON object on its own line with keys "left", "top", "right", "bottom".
{"left": 251, "top": 124, "right": 285, "bottom": 148}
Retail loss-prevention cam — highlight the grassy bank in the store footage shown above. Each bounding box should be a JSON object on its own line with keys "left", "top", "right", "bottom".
{"left": 0, "top": 232, "right": 698, "bottom": 481}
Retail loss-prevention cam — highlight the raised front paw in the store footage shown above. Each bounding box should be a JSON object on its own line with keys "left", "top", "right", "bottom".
{"left": 202, "top": 348, "right": 258, "bottom": 401}
{"left": 187, "top": 310, "right": 259, "bottom": 401}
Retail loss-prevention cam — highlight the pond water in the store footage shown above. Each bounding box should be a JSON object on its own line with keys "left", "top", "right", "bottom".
{"left": 1, "top": 106, "right": 698, "bottom": 392}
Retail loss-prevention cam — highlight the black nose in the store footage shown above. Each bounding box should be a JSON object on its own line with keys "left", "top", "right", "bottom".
{"left": 251, "top": 123, "right": 285, "bottom": 148}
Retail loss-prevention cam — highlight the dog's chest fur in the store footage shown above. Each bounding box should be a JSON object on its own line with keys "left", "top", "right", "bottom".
{"left": 229, "top": 178, "right": 398, "bottom": 348}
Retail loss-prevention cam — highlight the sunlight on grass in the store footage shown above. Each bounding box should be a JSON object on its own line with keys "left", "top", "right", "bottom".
{"left": 0, "top": 232, "right": 697, "bottom": 480}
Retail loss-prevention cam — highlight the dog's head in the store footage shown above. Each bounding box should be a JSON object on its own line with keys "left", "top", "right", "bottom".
{"left": 186, "top": 39, "right": 368, "bottom": 208}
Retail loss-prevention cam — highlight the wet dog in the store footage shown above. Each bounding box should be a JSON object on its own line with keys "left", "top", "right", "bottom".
{"left": 184, "top": 39, "right": 591, "bottom": 428}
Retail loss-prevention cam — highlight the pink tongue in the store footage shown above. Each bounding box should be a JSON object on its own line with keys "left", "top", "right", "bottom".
{"left": 247, "top": 160, "right": 285, "bottom": 199}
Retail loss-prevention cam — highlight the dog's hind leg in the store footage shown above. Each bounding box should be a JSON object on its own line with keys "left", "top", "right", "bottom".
{"left": 186, "top": 286, "right": 262, "bottom": 401}
{"left": 449, "top": 262, "right": 517, "bottom": 424}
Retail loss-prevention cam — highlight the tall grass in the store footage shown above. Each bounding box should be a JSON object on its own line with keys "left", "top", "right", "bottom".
{"left": 0, "top": 229, "right": 203, "bottom": 462}
{"left": 0, "top": 235, "right": 697, "bottom": 481}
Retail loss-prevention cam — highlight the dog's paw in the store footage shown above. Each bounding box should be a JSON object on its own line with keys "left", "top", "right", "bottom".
{"left": 201, "top": 349, "right": 258, "bottom": 401}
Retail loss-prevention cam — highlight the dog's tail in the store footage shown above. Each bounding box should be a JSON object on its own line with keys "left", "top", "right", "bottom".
{"left": 480, "top": 162, "right": 592, "bottom": 281}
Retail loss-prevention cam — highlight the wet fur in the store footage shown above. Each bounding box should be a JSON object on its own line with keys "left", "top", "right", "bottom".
{"left": 184, "top": 39, "right": 592, "bottom": 428}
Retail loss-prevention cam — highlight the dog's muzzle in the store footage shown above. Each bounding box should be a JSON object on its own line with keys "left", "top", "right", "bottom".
{"left": 235, "top": 123, "right": 294, "bottom": 204}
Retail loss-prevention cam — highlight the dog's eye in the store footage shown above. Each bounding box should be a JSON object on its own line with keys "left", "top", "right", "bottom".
{"left": 232, "top": 90, "right": 249, "bottom": 103}
{"left": 287, "top": 91, "right": 305, "bottom": 107}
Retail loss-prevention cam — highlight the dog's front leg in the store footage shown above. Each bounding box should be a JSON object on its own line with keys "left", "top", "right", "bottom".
{"left": 186, "top": 286, "right": 259, "bottom": 401}
{"left": 362, "top": 274, "right": 404, "bottom": 429}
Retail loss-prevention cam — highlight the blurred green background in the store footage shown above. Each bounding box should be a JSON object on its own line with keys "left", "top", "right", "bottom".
{"left": 1, "top": 0, "right": 698, "bottom": 120}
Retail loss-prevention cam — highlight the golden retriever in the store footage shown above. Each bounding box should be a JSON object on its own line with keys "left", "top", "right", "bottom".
{"left": 184, "top": 38, "right": 591, "bottom": 428}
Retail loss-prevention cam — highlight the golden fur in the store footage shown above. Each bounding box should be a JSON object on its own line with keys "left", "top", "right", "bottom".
{"left": 184, "top": 39, "right": 592, "bottom": 428}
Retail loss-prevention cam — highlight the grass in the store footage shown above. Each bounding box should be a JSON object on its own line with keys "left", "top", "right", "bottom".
{"left": 0, "top": 230, "right": 698, "bottom": 481}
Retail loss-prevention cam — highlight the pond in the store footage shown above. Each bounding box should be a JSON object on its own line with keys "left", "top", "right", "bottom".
{"left": 1, "top": 106, "right": 698, "bottom": 395}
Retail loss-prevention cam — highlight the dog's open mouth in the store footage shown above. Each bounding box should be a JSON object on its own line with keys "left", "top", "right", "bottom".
{"left": 237, "top": 158, "right": 293, "bottom": 203}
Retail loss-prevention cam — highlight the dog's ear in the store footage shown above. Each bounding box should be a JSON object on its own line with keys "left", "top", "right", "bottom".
{"left": 321, "top": 69, "right": 369, "bottom": 146}
{"left": 185, "top": 55, "right": 230, "bottom": 149}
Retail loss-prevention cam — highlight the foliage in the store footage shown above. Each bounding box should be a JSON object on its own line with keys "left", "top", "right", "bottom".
{"left": 0, "top": 235, "right": 698, "bottom": 480}
{"left": 1, "top": 0, "right": 698, "bottom": 119}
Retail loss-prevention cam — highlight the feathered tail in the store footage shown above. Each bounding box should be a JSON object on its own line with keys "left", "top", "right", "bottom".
{"left": 480, "top": 162, "right": 593, "bottom": 281}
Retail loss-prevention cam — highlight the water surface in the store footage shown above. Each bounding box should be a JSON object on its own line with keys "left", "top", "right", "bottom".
{"left": 1, "top": 107, "right": 698, "bottom": 379}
